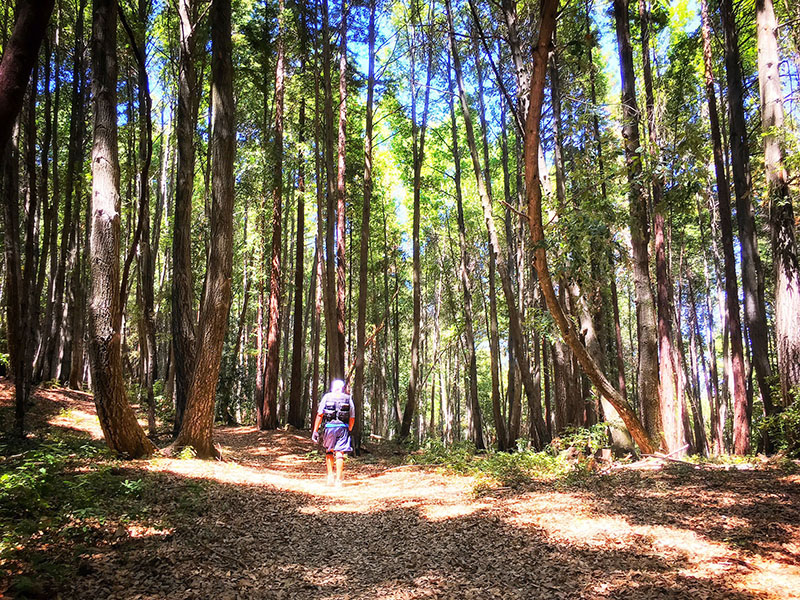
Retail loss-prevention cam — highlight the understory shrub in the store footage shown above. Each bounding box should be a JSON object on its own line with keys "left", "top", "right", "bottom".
{"left": 759, "top": 396, "right": 800, "bottom": 458}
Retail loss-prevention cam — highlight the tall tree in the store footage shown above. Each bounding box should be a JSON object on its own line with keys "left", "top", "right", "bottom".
{"left": 172, "top": 0, "right": 202, "bottom": 434}
{"left": 756, "top": 0, "right": 800, "bottom": 405}
{"left": 721, "top": 0, "right": 771, "bottom": 453}
{"left": 87, "top": 0, "right": 155, "bottom": 457}
{"left": 352, "top": 0, "right": 377, "bottom": 453}
{"left": 613, "top": 0, "right": 662, "bottom": 447}
{"left": 174, "top": 0, "right": 235, "bottom": 458}
{"left": 0, "top": 0, "right": 56, "bottom": 435}
{"left": 261, "top": 0, "right": 287, "bottom": 430}
{"left": 700, "top": 0, "right": 747, "bottom": 453}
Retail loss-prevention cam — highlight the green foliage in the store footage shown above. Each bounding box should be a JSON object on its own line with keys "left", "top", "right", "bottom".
{"left": 551, "top": 423, "right": 611, "bottom": 455}
{"left": 759, "top": 397, "right": 800, "bottom": 458}
{"left": 176, "top": 445, "right": 197, "bottom": 460}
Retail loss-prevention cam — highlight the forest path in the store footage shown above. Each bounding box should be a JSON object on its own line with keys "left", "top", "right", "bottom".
{"left": 3, "top": 382, "right": 800, "bottom": 600}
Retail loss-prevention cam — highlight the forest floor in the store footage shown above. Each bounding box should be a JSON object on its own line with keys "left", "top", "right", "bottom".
{"left": 1, "top": 382, "right": 800, "bottom": 599}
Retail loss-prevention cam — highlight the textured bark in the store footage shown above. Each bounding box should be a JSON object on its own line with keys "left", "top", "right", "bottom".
{"left": 172, "top": 0, "right": 201, "bottom": 435}
{"left": 700, "top": 0, "right": 747, "bottom": 453}
{"left": 721, "top": 0, "right": 766, "bottom": 452}
{"left": 400, "top": 7, "right": 434, "bottom": 441}
{"left": 87, "top": 0, "right": 154, "bottom": 457}
{"left": 261, "top": 0, "right": 286, "bottom": 431}
{"left": 613, "top": 0, "right": 662, "bottom": 447}
{"left": 525, "top": 0, "right": 657, "bottom": 455}
{"left": 639, "top": 0, "right": 683, "bottom": 453}
{"left": 756, "top": 0, "right": 800, "bottom": 405}
{"left": 174, "top": 0, "right": 234, "bottom": 458}
{"left": 352, "top": 0, "right": 376, "bottom": 452}
{"left": 446, "top": 0, "right": 546, "bottom": 448}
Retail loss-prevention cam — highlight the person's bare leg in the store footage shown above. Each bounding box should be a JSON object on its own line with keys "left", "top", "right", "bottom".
{"left": 326, "top": 453, "right": 335, "bottom": 485}
{"left": 335, "top": 451, "right": 344, "bottom": 485}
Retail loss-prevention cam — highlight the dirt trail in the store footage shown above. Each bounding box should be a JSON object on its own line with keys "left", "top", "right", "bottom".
{"left": 2, "top": 383, "right": 800, "bottom": 599}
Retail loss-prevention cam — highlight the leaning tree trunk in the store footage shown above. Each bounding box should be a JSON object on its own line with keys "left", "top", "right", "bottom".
{"left": 87, "top": 0, "right": 155, "bottom": 458}
{"left": 756, "top": 0, "right": 800, "bottom": 406}
{"left": 721, "top": 0, "right": 770, "bottom": 453}
{"left": 173, "top": 0, "right": 235, "bottom": 459}
{"left": 446, "top": 0, "right": 547, "bottom": 448}
{"left": 613, "top": 0, "right": 663, "bottom": 447}
{"left": 525, "top": 0, "right": 658, "bottom": 455}
{"left": 261, "top": 0, "right": 286, "bottom": 431}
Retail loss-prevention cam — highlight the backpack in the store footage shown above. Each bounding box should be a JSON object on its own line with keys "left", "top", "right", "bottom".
{"left": 323, "top": 393, "right": 351, "bottom": 424}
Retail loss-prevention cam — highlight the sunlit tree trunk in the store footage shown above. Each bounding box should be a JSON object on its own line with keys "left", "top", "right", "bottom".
{"left": 756, "top": 0, "right": 800, "bottom": 406}
{"left": 174, "top": 0, "right": 235, "bottom": 458}
{"left": 87, "top": 0, "right": 154, "bottom": 457}
{"left": 261, "top": 0, "right": 286, "bottom": 430}
{"left": 447, "top": 0, "right": 546, "bottom": 448}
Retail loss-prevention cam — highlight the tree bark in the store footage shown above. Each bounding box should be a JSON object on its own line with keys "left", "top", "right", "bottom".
{"left": 613, "top": 0, "right": 663, "bottom": 447}
{"left": 174, "top": 0, "right": 235, "bottom": 458}
{"left": 261, "top": 0, "right": 287, "bottom": 430}
{"left": 172, "top": 0, "right": 201, "bottom": 435}
{"left": 756, "top": 0, "right": 800, "bottom": 406}
{"left": 721, "top": 0, "right": 766, "bottom": 453}
{"left": 352, "top": 0, "right": 376, "bottom": 452}
{"left": 87, "top": 0, "right": 155, "bottom": 457}
{"left": 400, "top": 5, "right": 434, "bottom": 440}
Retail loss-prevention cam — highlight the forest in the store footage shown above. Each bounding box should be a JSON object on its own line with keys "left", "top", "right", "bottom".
{"left": 3, "top": 0, "right": 800, "bottom": 596}
{"left": 2, "top": 0, "right": 800, "bottom": 459}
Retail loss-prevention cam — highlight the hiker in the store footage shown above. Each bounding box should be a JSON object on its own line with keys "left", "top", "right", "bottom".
{"left": 311, "top": 379, "right": 355, "bottom": 486}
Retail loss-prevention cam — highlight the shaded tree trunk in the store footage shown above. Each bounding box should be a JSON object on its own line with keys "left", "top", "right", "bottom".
{"left": 613, "top": 0, "right": 662, "bottom": 447}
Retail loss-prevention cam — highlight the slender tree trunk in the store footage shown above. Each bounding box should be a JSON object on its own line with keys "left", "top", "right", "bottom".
{"left": 87, "top": 0, "right": 155, "bottom": 457}
{"left": 333, "top": 0, "right": 347, "bottom": 379}
{"left": 446, "top": 0, "right": 546, "bottom": 447}
{"left": 352, "top": 0, "right": 376, "bottom": 452}
{"left": 613, "top": 0, "right": 663, "bottom": 447}
{"left": 400, "top": 6, "right": 434, "bottom": 440}
{"left": 174, "top": 0, "right": 234, "bottom": 458}
{"left": 721, "top": 0, "right": 770, "bottom": 454}
{"left": 756, "top": 0, "right": 800, "bottom": 405}
{"left": 172, "top": 0, "right": 201, "bottom": 435}
{"left": 261, "top": 0, "right": 286, "bottom": 430}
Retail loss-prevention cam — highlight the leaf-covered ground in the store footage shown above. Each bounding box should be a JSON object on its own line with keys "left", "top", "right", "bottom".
{"left": 1, "top": 381, "right": 799, "bottom": 599}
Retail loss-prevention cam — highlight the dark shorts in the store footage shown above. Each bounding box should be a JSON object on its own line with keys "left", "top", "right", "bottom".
{"left": 323, "top": 423, "right": 353, "bottom": 454}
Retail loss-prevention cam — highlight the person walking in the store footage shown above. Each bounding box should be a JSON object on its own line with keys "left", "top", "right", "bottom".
{"left": 311, "top": 379, "right": 355, "bottom": 486}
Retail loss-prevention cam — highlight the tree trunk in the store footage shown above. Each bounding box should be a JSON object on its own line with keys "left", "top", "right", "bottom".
{"left": 718, "top": 0, "right": 758, "bottom": 454}
{"left": 352, "top": 0, "right": 376, "bottom": 452}
{"left": 525, "top": 0, "right": 658, "bottom": 455}
{"left": 613, "top": 0, "right": 662, "bottom": 447}
{"left": 400, "top": 6, "right": 434, "bottom": 440}
{"left": 173, "top": 0, "right": 234, "bottom": 458}
{"left": 87, "top": 0, "right": 154, "bottom": 457}
{"left": 333, "top": 0, "right": 348, "bottom": 379}
{"left": 172, "top": 0, "right": 201, "bottom": 435}
{"left": 756, "top": 0, "right": 800, "bottom": 406}
{"left": 261, "top": 0, "right": 286, "bottom": 430}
